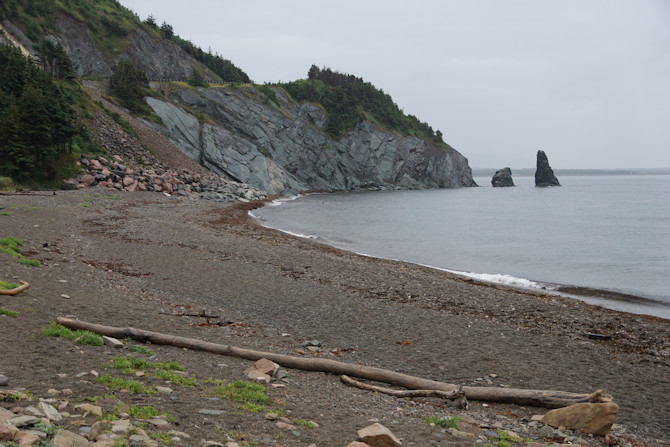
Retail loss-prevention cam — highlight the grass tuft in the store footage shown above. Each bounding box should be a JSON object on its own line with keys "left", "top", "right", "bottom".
{"left": 425, "top": 415, "right": 460, "bottom": 429}
{"left": 43, "top": 321, "right": 104, "bottom": 346}
{"left": 0, "top": 308, "right": 18, "bottom": 317}
{"left": 216, "top": 381, "right": 272, "bottom": 405}
{"left": 94, "top": 375, "right": 157, "bottom": 394}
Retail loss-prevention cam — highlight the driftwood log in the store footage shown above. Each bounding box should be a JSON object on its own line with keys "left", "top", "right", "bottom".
{"left": 56, "top": 317, "right": 612, "bottom": 409}
{"left": 341, "top": 375, "right": 468, "bottom": 408}
{"left": 0, "top": 281, "right": 29, "bottom": 296}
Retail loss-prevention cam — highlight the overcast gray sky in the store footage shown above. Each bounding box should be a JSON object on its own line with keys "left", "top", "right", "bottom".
{"left": 119, "top": 0, "right": 670, "bottom": 169}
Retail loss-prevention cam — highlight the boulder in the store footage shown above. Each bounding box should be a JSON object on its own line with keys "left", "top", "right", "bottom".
{"left": 52, "top": 429, "right": 91, "bottom": 447}
{"left": 541, "top": 402, "right": 619, "bottom": 435}
{"left": 62, "top": 179, "right": 79, "bottom": 190}
{"left": 535, "top": 150, "right": 560, "bottom": 187}
{"left": 357, "top": 423, "right": 402, "bottom": 447}
{"left": 491, "top": 167, "right": 515, "bottom": 187}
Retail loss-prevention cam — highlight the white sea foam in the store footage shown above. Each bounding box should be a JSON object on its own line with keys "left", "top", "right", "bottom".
{"left": 277, "top": 229, "right": 319, "bottom": 240}
{"left": 441, "top": 269, "right": 553, "bottom": 291}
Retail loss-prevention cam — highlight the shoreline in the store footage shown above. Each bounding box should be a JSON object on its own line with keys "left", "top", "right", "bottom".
{"left": 250, "top": 195, "right": 670, "bottom": 321}
{"left": 1, "top": 190, "right": 669, "bottom": 444}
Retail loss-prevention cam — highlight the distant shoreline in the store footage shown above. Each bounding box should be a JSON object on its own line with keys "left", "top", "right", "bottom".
{"left": 471, "top": 168, "right": 670, "bottom": 177}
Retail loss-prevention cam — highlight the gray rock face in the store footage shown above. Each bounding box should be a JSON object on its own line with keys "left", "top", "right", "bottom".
{"left": 535, "top": 150, "right": 560, "bottom": 187}
{"left": 491, "top": 167, "right": 515, "bottom": 187}
{"left": 54, "top": 10, "right": 111, "bottom": 77}
{"left": 146, "top": 85, "right": 476, "bottom": 194}
{"left": 122, "top": 29, "right": 203, "bottom": 80}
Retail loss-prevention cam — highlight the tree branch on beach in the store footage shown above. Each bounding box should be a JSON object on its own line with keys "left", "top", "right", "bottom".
{"left": 55, "top": 317, "right": 614, "bottom": 409}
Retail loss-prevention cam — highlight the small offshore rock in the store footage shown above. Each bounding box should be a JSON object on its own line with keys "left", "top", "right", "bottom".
{"left": 491, "top": 167, "right": 515, "bottom": 187}
{"left": 535, "top": 150, "right": 560, "bottom": 187}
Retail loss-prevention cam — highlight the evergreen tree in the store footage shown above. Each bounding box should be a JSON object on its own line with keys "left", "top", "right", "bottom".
{"left": 109, "top": 60, "right": 149, "bottom": 113}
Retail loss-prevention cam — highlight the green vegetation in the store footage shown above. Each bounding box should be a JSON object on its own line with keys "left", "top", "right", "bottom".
{"left": 216, "top": 381, "right": 272, "bottom": 405}
{"left": 0, "top": 237, "right": 41, "bottom": 267}
{"left": 0, "top": 176, "right": 14, "bottom": 191}
{"left": 278, "top": 65, "right": 448, "bottom": 146}
{"left": 94, "top": 375, "right": 157, "bottom": 394}
{"left": 155, "top": 369, "right": 198, "bottom": 387}
{"left": 425, "top": 415, "right": 461, "bottom": 429}
{"left": 0, "top": 308, "right": 18, "bottom": 317}
{"left": 172, "top": 35, "right": 249, "bottom": 83}
{"left": 292, "top": 418, "right": 317, "bottom": 429}
{"left": 0, "top": 279, "right": 20, "bottom": 289}
{"left": 109, "top": 60, "right": 150, "bottom": 114}
{"left": 0, "top": 44, "right": 85, "bottom": 183}
{"left": 109, "top": 355, "right": 197, "bottom": 386}
{"left": 43, "top": 321, "right": 104, "bottom": 345}
{"left": 126, "top": 344, "right": 154, "bottom": 357}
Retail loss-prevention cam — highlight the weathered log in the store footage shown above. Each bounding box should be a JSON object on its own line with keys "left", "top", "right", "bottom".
{"left": 55, "top": 317, "right": 612, "bottom": 409}
{"left": 0, "top": 281, "right": 29, "bottom": 296}
{"left": 341, "top": 375, "right": 468, "bottom": 408}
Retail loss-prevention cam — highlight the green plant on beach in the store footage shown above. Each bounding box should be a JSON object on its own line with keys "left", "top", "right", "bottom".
{"left": 155, "top": 370, "right": 198, "bottom": 387}
{"left": 0, "top": 308, "right": 18, "bottom": 317}
{"left": 94, "top": 375, "right": 157, "bottom": 394}
{"left": 126, "top": 344, "right": 154, "bottom": 357}
{"left": 43, "top": 321, "right": 103, "bottom": 346}
{"left": 425, "top": 415, "right": 460, "bottom": 429}
{"left": 292, "top": 418, "right": 317, "bottom": 429}
{"left": 216, "top": 381, "right": 272, "bottom": 405}
{"left": 0, "top": 237, "right": 41, "bottom": 267}
{"left": 0, "top": 279, "right": 20, "bottom": 289}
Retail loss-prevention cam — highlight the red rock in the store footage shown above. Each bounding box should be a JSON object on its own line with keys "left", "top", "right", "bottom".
{"left": 101, "top": 168, "right": 111, "bottom": 176}
{"left": 605, "top": 434, "right": 618, "bottom": 446}
{"left": 80, "top": 174, "right": 95, "bottom": 187}
{"left": 125, "top": 183, "right": 137, "bottom": 192}
{"left": 346, "top": 443, "right": 371, "bottom": 447}
{"left": 98, "top": 156, "right": 109, "bottom": 165}
{"left": 163, "top": 183, "right": 173, "bottom": 194}
{"left": 122, "top": 176, "right": 135, "bottom": 187}
{"left": 137, "top": 182, "right": 147, "bottom": 191}
{"left": 113, "top": 155, "right": 122, "bottom": 162}
{"left": 542, "top": 402, "right": 619, "bottom": 435}
{"left": 89, "top": 159, "right": 103, "bottom": 171}
{"left": 357, "top": 423, "right": 402, "bottom": 447}
{"left": 0, "top": 424, "right": 13, "bottom": 441}
{"left": 252, "top": 358, "right": 280, "bottom": 376}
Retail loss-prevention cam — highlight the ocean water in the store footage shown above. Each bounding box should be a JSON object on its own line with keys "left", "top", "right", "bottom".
{"left": 251, "top": 175, "right": 670, "bottom": 319}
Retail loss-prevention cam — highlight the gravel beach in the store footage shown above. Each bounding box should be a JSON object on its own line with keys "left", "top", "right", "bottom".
{"left": 1, "top": 190, "right": 668, "bottom": 446}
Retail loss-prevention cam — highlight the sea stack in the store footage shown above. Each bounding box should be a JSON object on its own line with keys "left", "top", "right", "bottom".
{"left": 535, "top": 150, "right": 560, "bottom": 187}
{"left": 491, "top": 167, "right": 515, "bottom": 187}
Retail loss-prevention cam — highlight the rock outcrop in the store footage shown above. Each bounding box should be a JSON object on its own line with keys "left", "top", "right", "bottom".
{"left": 146, "top": 85, "right": 477, "bottom": 194}
{"left": 491, "top": 167, "right": 515, "bottom": 187}
{"left": 535, "top": 150, "right": 560, "bottom": 187}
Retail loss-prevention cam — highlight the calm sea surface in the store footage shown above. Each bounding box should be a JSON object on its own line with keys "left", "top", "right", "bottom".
{"left": 251, "top": 175, "right": 670, "bottom": 318}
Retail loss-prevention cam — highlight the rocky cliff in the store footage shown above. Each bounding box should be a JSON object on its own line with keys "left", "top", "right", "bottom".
{"left": 145, "top": 85, "right": 476, "bottom": 194}
{"left": 2, "top": 5, "right": 476, "bottom": 195}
